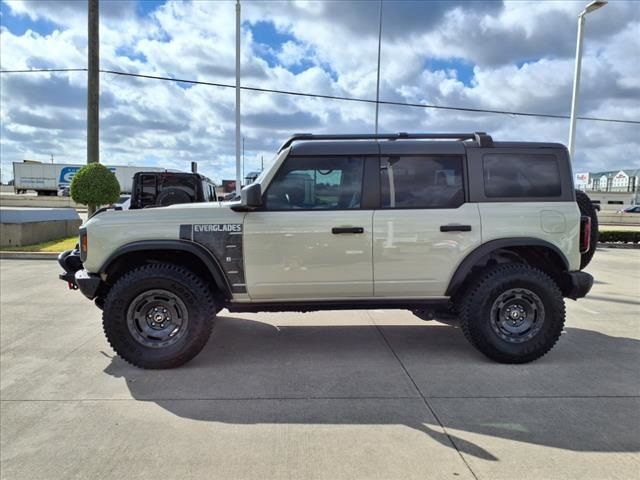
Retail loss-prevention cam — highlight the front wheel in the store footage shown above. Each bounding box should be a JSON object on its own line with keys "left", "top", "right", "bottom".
{"left": 102, "top": 264, "right": 216, "bottom": 369}
{"left": 459, "top": 263, "right": 565, "bottom": 363}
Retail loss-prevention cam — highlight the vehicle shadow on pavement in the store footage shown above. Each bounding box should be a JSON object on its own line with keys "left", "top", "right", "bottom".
{"left": 103, "top": 316, "right": 640, "bottom": 462}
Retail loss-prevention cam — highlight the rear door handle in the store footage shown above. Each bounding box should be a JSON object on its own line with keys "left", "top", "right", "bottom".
{"left": 332, "top": 227, "right": 364, "bottom": 234}
{"left": 440, "top": 224, "right": 472, "bottom": 232}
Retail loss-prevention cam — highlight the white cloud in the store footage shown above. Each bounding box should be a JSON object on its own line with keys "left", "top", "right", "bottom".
{"left": 276, "top": 40, "right": 307, "bottom": 68}
{"left": 1, "top": 0, "right": 639, "bottom": 186}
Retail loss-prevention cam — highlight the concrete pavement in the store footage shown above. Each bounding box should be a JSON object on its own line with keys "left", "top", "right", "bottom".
{"left": 1, "top": 249, "right": 639, "bottom": 479}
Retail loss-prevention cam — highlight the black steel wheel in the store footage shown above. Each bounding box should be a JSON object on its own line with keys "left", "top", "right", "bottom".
{"left": 126, "top": 289, "right": 190, "bottom": 348}
{"left": 459, "top": 263, "right": 565, "bottom": 363}
{"left": 103, "top": 264, "right": 216, "bottom": 369}
{"left": 489, "top": 288, "right": 545, "bottom": 344}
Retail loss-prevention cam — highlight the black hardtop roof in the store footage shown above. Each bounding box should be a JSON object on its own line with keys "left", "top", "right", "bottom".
{"left": 281, "top": 132, "right": 490, "bottom": 152}
{"left": 133, "top": 170, "right": 216, "bottom": 185}
{"left": 287, "top": 132, "right": 566, "bottom": 156}
{"left": 491, "top": 141, "right": 567, "bottom": 150}
{"left": 290, "top": 140, "right": 464, "bottom": 156}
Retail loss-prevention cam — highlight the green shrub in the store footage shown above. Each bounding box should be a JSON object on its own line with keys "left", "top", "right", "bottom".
{"left": 70, "top": 163, "right": 120, "bottom": 213}
{"left": 598, "top": 230, "right": 640, "bottom": 244}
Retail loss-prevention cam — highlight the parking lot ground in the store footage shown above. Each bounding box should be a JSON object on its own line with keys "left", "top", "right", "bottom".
{"left": 1, "top": 249, "right": 639, "bottom": 480}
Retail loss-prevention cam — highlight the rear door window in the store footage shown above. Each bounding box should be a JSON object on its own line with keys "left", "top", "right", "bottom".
{"left": 380, "top": 156, "right": 464, "bottom": 208}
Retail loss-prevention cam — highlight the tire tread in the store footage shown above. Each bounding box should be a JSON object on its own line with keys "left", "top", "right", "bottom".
{"left": 459, "top": 263, "right": 565, "bottom": 363}
{"left": 102, "top": 263, "right": 216, "bottom": 369}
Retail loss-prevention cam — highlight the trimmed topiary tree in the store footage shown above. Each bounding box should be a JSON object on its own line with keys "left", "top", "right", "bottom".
{"left": 70, "top": 163, "right": 120, "bottom": 215}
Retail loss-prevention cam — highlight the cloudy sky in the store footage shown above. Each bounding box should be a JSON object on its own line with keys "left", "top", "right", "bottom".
{"left": 1, "top": 0, "right": 639, "bottom": 184}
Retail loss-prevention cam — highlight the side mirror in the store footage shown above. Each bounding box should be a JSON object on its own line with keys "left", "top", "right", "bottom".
{"left": 242, "top": 182, "right": 263, "bottom": 208}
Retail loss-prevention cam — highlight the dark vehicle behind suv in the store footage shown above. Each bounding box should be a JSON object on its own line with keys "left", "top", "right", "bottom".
{"left": 130, "top": 172, "right": 218, "bottom": 209}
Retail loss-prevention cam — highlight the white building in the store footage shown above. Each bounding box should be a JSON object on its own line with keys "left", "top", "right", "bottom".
{"left": 584, "top": 169, "right": 639, "bottom": 193}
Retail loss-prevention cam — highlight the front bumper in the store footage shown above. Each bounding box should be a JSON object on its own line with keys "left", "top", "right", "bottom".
{"left": 58, "top": 249, "right": 101, "bottom": 300}
{"left": 73, "top": 269, "right": 101, "bottom": 300}
{"left": 566, "top": 271, "right": 594, "bottom": 300}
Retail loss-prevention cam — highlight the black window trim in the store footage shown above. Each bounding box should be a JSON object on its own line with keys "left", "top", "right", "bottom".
{"left": 378, "top": 153, "right": 467, "bottom": 210}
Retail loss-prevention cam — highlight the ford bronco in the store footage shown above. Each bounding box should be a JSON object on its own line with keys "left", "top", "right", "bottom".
{"left": 59, "top": 132, "right": 596, "bottom": 368}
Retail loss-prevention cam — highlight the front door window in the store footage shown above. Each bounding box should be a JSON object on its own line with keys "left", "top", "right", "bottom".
{"left": 265, "top": 156, "right": 365, "bottom": 210}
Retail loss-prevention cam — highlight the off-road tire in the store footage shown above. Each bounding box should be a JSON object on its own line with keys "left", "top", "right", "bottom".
{"left": 102, "top": 264, "right": 215, "bottom": 369}
{"left": 575, "top": 189, "right": 598, "bottom": 269}
{"left": 459, "top": 263, "right": 565, "bottom": 363}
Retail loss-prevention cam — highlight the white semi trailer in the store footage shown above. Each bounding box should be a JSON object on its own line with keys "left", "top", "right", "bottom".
{"left": 13, "top": 161, "right": 165, "bottom": 195}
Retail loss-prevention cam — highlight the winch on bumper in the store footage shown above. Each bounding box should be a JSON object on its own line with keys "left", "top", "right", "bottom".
{"left": 58, "top": 249, "right": 101, "bottom": 300}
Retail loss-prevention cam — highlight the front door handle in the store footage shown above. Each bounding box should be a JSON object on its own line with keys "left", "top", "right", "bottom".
{"left": 440, "top": 224, "right": 472, "bottom": 232}
{"left": 332, "top": 227, "right": 364, "bottom": 234}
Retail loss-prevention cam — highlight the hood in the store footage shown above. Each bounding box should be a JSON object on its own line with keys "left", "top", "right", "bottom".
{"left": 84, "top": 201, "right": 240, "bottom": 228}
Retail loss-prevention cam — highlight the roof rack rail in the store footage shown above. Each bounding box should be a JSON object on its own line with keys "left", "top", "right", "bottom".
{"left": 277, "top": 132, "right": 493, "bottom": 152}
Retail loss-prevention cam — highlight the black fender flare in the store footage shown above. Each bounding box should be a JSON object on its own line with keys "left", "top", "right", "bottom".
{"left": 99, "top": 240, "right": 232, "bottom": 299}
{"left": 445, "top": 238, "right": 570, "bottom": 297}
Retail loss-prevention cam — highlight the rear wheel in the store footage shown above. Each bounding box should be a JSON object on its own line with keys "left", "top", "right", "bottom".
{"left": 459, "top": 263, "right": 565, "bottom": 363}
{"left": 102, "top": 264, "right": 215, "bottom": 369}
{"left": 575, "top": 189, "right": 598, "bottom": 269}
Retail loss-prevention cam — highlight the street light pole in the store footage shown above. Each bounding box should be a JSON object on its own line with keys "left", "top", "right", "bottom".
{"left": 568, "top": 0, "right": 607, "bottom": 159}
{"left": 235, "top": 0, "right": 241, "bottom": 197}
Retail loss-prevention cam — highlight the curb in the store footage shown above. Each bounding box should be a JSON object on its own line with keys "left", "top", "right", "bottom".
{"left": 0, "top": 251, "right": 60, "bottom": 260}
{"left": 597, "top": 243, "right": 640, "bottom": 250}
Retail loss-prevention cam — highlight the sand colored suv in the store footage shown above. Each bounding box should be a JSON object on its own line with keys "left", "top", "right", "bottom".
{"left": 59, "top": 132, "right": 596, "bottom": 368}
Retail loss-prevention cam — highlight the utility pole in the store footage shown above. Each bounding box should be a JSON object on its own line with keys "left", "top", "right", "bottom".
{"left": 87, "top": 0, "right": 99, "bottom": 165}
{"left": 235, "top": 0, "right": 241, "bottom": 197}
{"left": 242, "top": 136, "right": 245, "bottom": 185}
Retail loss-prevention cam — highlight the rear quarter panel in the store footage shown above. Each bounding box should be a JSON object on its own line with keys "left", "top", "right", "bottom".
{"left": 479, "top": 202, "right": 581, "bottom": 271}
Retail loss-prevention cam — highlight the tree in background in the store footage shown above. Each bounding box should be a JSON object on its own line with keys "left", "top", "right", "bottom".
{"left": 70, "top": 163, "right": 120, "bottom": 215}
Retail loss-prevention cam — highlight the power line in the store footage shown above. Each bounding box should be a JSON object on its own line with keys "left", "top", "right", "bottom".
{"left": 2, "top": 67, "right": 639, "bottom": 125}
{"left": 99, "top": 69, "right": 640, "bottom": 125}
{"left": 0, "top": 68, "right": 88, "bottom": 73}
